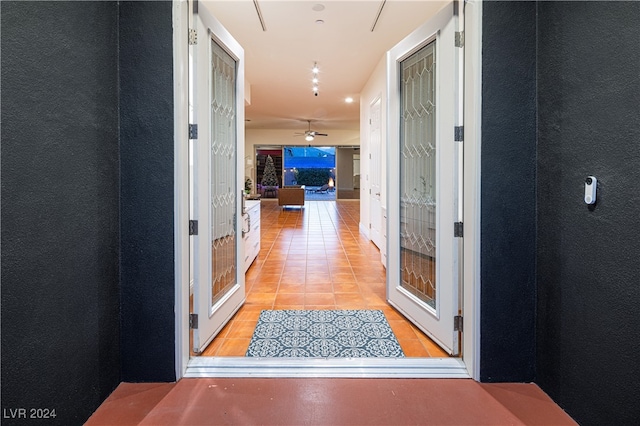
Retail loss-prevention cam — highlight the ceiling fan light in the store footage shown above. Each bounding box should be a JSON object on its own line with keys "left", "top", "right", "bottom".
{"left": 305, "top": 134, "right": 314, "bottom": 142}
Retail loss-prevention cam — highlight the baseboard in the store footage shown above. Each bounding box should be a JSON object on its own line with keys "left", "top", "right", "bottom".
{"left": 359, "top": 222, "right": 370, "bottom": 239}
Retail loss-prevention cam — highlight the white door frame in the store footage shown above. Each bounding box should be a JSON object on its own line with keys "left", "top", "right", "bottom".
{"left": 369, "top": 96, "right": 383, "bottom": 249}
{"left": 173, "top": 0, "right": 483, "bottom": 381}
{"left": 174, "top": 0, "right": 191, "bottom": 378}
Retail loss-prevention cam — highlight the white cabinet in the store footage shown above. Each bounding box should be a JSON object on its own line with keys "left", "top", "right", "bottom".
{"left": 243, "top": 200, "right": 261, "bottom": 272}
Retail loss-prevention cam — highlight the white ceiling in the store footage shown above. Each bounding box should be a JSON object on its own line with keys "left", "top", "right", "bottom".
{"left": 205, "top": 0, "right": 447, "bottom": 133}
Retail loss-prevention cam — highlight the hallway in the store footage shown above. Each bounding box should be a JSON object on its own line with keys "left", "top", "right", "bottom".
{"left": 199, "top": 199, "right": 447, "bottom": 358}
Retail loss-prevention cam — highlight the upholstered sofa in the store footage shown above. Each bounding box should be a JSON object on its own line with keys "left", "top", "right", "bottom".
{"left": 278, "top": 186, "right": 305, "bottom": 207}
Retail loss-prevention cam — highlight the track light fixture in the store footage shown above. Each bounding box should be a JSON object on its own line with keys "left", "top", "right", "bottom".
{"left": 312, "top": 62, "right": 319, "bottom": 96}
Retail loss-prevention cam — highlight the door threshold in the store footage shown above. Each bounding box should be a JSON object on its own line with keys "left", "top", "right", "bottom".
{"left": 185, "top": 356, "right": 469, "bottom": 378}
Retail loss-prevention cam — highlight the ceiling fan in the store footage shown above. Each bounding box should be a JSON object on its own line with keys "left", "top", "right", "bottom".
{"left": 294, "top": 120, "right": 328, "bottom": 141}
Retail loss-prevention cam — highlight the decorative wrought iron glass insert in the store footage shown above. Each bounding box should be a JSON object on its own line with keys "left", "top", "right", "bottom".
{"left": 399, "top": 41, "right": 436, "bottom": 309}
{"left": 210, "top": 38, "right": 237, "bottom": 306}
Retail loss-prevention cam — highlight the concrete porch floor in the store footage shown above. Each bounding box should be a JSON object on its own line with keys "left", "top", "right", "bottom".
{"left": 86, "top": 378, "right": 576, "bottom": 425}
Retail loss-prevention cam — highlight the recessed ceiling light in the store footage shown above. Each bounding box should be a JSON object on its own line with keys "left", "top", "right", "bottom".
{"left": 345, "top": 97, "right": 354, "bottom": 103}
{"left": 315, "top": 20, "right": 325, "bottom": 25}
{"left": 312, "top": 4, "right": 325, "bottom": 12}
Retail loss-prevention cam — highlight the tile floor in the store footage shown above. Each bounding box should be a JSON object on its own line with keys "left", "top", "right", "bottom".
{"left": 199, "top": 199, "right": 448, "bottom": 358}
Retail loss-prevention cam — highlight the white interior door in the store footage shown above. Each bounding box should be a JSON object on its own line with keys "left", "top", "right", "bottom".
{"left": 386, "top": 2, "right": 462, "bottom": 356}
{"left": 191, "top": 1, "right": 245, "bottom": 354}
{"left": 369, "top": 97, "right": 382, "bottom": 248}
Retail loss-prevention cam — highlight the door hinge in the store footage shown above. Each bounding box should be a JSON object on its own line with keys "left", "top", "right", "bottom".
{"left": 189, "top": 28, "right": 198, "bottom": 45}
{"left": 454, "top": 126, "right": 464, "bottom": 142}
{"left": 455, "top": 31, "right": 465, "bottom": 48}
{"left": 454, "top": 222, "right": 463, "bottom": 238}
{"left": 189, "top": 313, "right": 198, "bottom": 329}
{"left": 189, "top": 123, "right": 198, "bottom": 140}
{"left": 454, "top": 315, "right": 463, "bottom": 332}
{"left": 189, "top": 220, "right": 198, "bottom": 235}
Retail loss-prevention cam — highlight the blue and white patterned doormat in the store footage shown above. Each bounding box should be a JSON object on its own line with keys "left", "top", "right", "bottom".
{"left": 245, "top": 310, "right": 405, "bottom": 358}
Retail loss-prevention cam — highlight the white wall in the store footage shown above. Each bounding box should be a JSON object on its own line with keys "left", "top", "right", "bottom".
{"left": 359, "top": 55, "right": 388, "bottom": 237}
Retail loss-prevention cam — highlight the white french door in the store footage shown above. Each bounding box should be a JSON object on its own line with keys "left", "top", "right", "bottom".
{"left": 386, "top": 2, "right": 462, "bottom": 356}
{"left": 190, "top": 1, "right": 245, "bottom": 354}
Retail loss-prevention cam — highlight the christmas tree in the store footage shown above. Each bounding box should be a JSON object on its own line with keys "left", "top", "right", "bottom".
{"left": 261, "top": 155, "right": 279, "bottom": 187}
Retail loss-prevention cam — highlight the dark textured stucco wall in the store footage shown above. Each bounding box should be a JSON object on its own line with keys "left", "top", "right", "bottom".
{"left": 480, "top": 1, "right": 537, "bottom": 382}
{"left": 1, "top": 2, "right": 121, "bottom": 425}
{"left": 2, "top": 0, "right": 176, "bottom": 422}
{"left": 119, "top": 0, "right": 176, "bottom": 382}
{"left": 536, "top": 2, "right": 640, "bottom": 424}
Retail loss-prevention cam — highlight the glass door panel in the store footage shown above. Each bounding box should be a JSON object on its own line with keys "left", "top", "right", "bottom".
{"left": 210, "top": 40, "right": 237, "bottom": 306}
{"left": 400, "top": 42, "right": 437, "bottom": 309}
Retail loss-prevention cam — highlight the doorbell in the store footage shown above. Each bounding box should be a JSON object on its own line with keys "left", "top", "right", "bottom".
{"left": 584, "top": 176, "right": 597, "bottom": 204}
